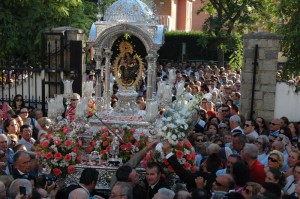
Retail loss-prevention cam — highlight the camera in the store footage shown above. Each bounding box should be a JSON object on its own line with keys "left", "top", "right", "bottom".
{"left": 20, "top": 186, "right": 26, "bottom": 195}
{"left": 39, "top": 174, "right": 57, "bottom": 186}
{"left": 44, "top": 174, "right": 57, "bottom": 186}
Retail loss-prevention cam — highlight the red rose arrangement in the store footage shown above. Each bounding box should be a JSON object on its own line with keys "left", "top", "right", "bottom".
{"left": 36, "top": 124, "right": 82, "bottom": 176}
{"left": 142, "top": 139, "right": 197, "bottom": 175}
{"left": 84, "top": 125, "right": 149, "bottom": 163}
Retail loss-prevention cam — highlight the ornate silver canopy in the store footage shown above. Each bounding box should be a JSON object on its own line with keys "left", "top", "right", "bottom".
{"left": 103, "top": 0, "right": 157, "bottom": 24}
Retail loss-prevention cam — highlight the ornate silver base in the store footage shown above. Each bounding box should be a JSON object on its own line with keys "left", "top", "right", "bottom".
{"left": 113, "top": 86, "right": 138, "bottom": 115}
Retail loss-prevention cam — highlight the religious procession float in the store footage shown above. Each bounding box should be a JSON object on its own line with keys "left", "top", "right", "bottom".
{"left": 36, "top": 0, "right": 201, "bottom": 195}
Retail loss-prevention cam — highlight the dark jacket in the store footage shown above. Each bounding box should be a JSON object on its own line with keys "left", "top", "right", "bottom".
{"left": 144, "top": 178, "right": 169, "bottom": 199}
{"left": 167, "top": 154, "right": 216, "bottom": 192}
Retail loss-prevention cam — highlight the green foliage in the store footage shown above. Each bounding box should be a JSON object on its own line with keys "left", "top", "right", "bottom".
{"left": 228, "top": 35, "right": 243, "bottom": 71}
{"left": 197, "top": 0, "right": 279, "bottom": 68}
{"left": 0, "top": 0, "right": 101, "bottom": 64}
{"left": 157, "top": 31, "right": 224, "bottom": 61}
{"left": 279, "top": 0, "right": 300, "bottom": 76}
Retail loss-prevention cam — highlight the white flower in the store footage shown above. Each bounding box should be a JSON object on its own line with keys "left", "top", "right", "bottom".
{"left": 184, "top": 148, "right": 190, "bottom": 155}
{"left": 171, "top": 134, "right": 177, "bottom": 140}
{"left": 162, "top": 126, "right": 167, "bottom": 131}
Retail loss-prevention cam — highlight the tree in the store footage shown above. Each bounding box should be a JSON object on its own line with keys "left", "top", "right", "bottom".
{"left": 280, "top": 0, "right": 300, "bottom": 77}
{"left": 0, "top": 0, "right": 117, "bottom": 65}
{"left": 197, "top": 0, "right": 278, "bottom": 69}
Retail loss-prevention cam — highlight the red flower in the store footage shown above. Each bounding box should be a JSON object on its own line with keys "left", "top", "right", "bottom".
{"left": 73, "top": 147, "right": 79, "bottom": 153}
{"left": 102, "top": 141, "right": 109, "bottom": 147}
{"left": 140, "top": 132, "right": 146, "bottom": 137}
{"left": 53, "top": 168, "right": 62, "bottom": 176}
{"left": 45, "top": 152, "right": 53, "bottom": 160}
{"left": 67, "top": 165, "right": 75, "bottom": 174}
{"left": 65, "top": 140, "right": 73, "bottom": 147}
{"left": 46, "top": 133, "right": 53, "bottom": 140}
{"left": 54, "top": 152, "right": 63, "bottom": 160}
{"left": 167, "top": 166, "right": 174, "bottom": 173}
{"left": 105, "top": 146, "right": 111, "bottom": 152}
{"left": 164, "top": 159, "right": 169, "bottom": 166}
{"left": 176, "top": 141, "right": 184, "bottom": 148}
{"left": 130, "top": 135, "right": 135, "bottom": 140}
{"left": 135, "top": 141, "right": 140, "bottom": 148}
{"left": 176, "top": 150, "right": 184, "bottom": 159}
{"left": 186, "top": 154, "right": 192, "bottom": 161}
{"left": 120, "top": 144, "right": 126, "bottom": 151}
{"left": 130, "top": 128, "right": 136, "bottom": 133}
{"left": 87, "top": 146, "right": 93, "bottom": 153}
{"left": 90, "top": 140, "right": 96, "bottom": 147}
{"left": 190, "top": 152, "right": 196, "bottom": 160}
{"left": 126, "top": 142, "right": 133, "bottom": 150}
{"left": 77, "top": 139, "right": 83, "bottom": 147}
{"left": 63, "top": 127, "right": 71, "bottom": 134}
{"left": 64, "top": 154, "right": 72, "bottom": 162}
{"left": 185, "top": 140, "right": 192, "bottom": 149}
{"left": 101, "top": 133, "right": 108, "bottom": 139}
{"left": 36, "top": 151, "right": 42, "bottom": 157}
{"left": 41, "top": 140, "right": 49, "bottom": 148}
{"left": 191, "top": 165, "right": 197, "bottom": 173}
{"left": 100, "top": 150, "right": 106, "bottom": 155}
{"left": 184, "top": 162, "right": 191, "bottom": 170}
{"left": 76, "top": 155, "right": 81, "bottom": 162}
{"left": 54, "top": 140, "right": 62, "bottom": 146}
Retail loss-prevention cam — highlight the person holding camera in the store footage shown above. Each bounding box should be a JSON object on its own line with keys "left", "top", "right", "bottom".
{"left": 8, "top": 178, "right": 32, "bottom": 199}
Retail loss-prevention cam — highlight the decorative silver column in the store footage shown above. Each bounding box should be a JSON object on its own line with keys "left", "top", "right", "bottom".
{"left": 94, "top": 51, "right": 103, "bottom": 99}
{"left": 103, "top": 48, "right": 112, "bottom": 110}
{"left": 146, "top": 52, "right": 158, "bottom": 100}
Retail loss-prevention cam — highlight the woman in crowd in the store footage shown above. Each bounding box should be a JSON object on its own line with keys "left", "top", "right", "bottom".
{"left": 11, "top": 94, "right": 25, "bottom": 115}
{"left": 256, "top": 116, "right": 269, "bottom": 135}
{"left": 206, "top": 123, "right": 219, "bottom": 139}
{"left": 3, "top": 118, "right": 19, "bottom": 136}
{"left": 265, "top": 168, "right": 286, "bottom": 188}
{"left": 242, "top": 182, "right": 262, "bottom": 199}
{"left": 289, "top": 122, "right": 299, "bottom": 147}
{"left": 286, "top": 148, "right": 300, "bottom": 177}
{"left": 255, "top": 135, "right": 269, "bottom": 166}
{"left": 19, "top": 107, "right": 42, "bottom": 139}
{"left": 267, "top": 150, "right": 284, "bottom": 170}
{"left": 0, "top": 102, "right": 15, "bottom": 120}
{"left": 11, "top": 114, "right": 23, "bottom": 135}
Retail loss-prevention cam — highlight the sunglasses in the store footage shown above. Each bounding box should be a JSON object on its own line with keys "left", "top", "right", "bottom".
{"left": 245, "top": 124, "right": 251, "bottom": 127}
{"left": 244, "top": 188, "right": 251, "bottom": 195}
{"left": 196, "top": 139, "right": 206, "bottom": 142}
{"left": 268, "top": 157, "right": 278, "bottom": 163}
{"left": 255, "top": 140, "right": 263, "bottom": 145}
{"left": 215, "top": 180, "right": 226, "bottom": 187}
{"left": 219, "top": 127, "right": 227, "bottom": 129}
{"left": 71, "top": 99, "right": 79, "bottom": 101}
{"left": 222, "top": 110, "right": 229, "bottom": 112}
{"left": 269, "top": 122, "right": 279, "bottom": 126}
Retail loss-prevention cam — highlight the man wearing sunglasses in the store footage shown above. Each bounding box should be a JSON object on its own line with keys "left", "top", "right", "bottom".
{"left": 269, "top": 118, "right": 281, "bottom": 138}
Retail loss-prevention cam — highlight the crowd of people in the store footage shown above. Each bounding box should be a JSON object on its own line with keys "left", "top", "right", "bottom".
{"left": 0, "top": 61, "right": 300, "bottom": 199}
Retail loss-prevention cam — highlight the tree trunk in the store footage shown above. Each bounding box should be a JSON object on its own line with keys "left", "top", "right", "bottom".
{"left": 217, "top": 47, "right": 224, "bottom": 68}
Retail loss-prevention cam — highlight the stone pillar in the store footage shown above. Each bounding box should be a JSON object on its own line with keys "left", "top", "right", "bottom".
{"left": 103, "top": 48, "right": 112, "bottom": 110}
{"left": 241, "top": 32, "right": 282, "bottom": 121}
{"left": 146, "top": 52, "right": 158, "bottom": 100}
